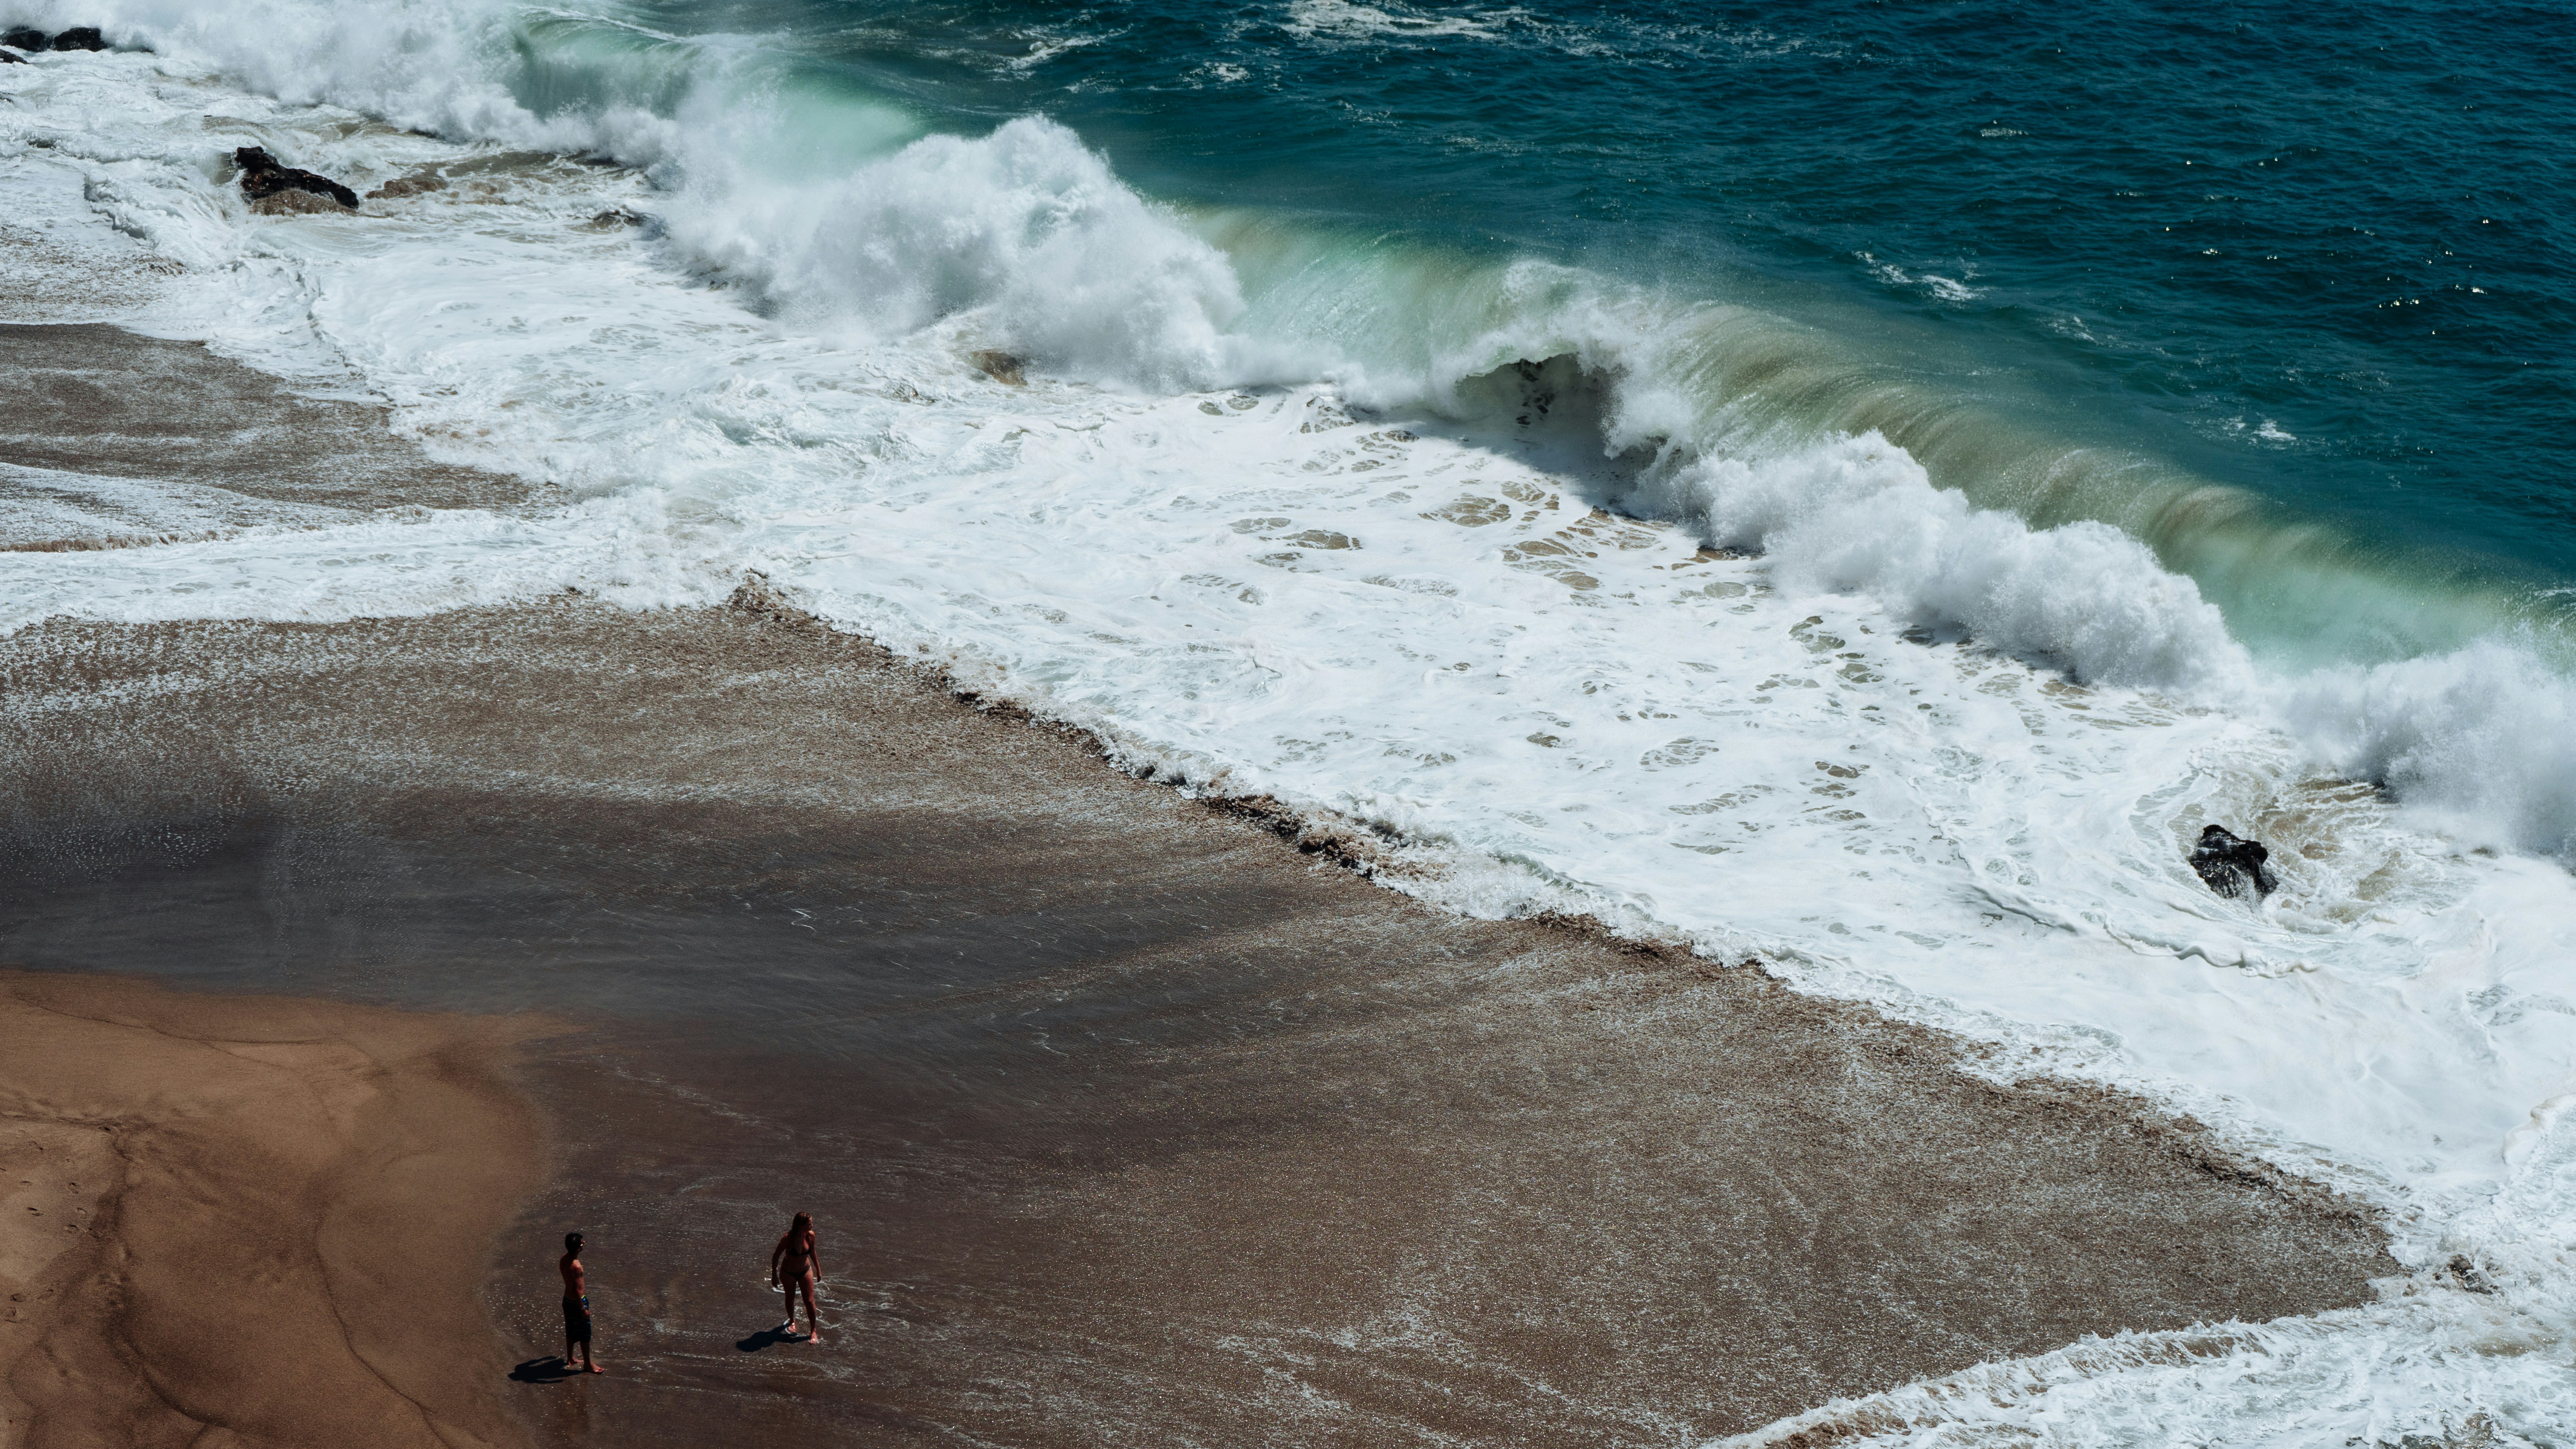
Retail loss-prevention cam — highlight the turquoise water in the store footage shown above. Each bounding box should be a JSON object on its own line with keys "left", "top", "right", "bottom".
{"left": 14, "top": 14, "right": 2576, "bottom": 1434}
{"left": 465, "top": 0, "right": 2576, "bottom": 665}
{"left": 22, "top": 0, "right": 2576, "bottom": 795}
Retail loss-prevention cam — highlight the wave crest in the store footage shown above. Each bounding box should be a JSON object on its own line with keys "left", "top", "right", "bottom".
{"left": 2285, "top": 640, "right": 2576, "bottom": 858}
{"left": 43, "top": 0, "right": 2576, "bottom": 858}
{"left": 667, "top": 116, "right": 1247, "bottom": 389}
{"left": 1629, "top": 432, "right": 2254, "bottom": 699}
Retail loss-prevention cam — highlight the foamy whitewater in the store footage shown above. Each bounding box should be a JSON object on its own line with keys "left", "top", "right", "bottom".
{"left": 3, "top": 3, "right": 2573, "bottom": 1442}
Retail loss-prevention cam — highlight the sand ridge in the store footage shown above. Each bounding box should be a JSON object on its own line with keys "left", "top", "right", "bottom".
{"left": 0, "top": 971, "right": 547, "bottom": 1449}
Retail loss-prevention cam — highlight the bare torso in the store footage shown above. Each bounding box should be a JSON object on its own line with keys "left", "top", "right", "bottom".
{"left": 773, "top": 1229, "right": 816, "bottom": 1282}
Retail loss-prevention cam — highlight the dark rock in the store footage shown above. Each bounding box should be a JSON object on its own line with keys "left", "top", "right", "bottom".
{"left": 578, "top": 205, "right": 644, "bottom": 231}
{"left": 968, "top": 349, "right": 1026, "bottom": 386}
{"left": 2, "top": 27, "right": 46, "bottom": 50}
{"left": 0, "top": 46, "right": 22, "bottom": 63}
{"left": 49, "top": 27, "right": 106, "bottom": 51}
{"left": 2190, "top": 824, "right": 2278, "bottom": 901}
{"left": 234, "top": 146, "right": 358, "bottom": 213}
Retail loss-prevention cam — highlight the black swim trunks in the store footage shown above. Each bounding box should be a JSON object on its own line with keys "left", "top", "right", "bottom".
{"left": 563, "top": 1294, "right": 591, "bottom": 1343}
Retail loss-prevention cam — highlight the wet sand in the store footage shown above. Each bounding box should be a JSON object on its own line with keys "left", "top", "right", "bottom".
{"left": 0, "top": 970, "right": 543, "bottom": 1448}
{"left": 2, "top": 598, "right": 2400, "bottom": 1447}
{"left": 0, "top": 324, "right": 2401, "bottom": 1446}
{"left": 0, "top": 322, "right": 543, "bottom": 552}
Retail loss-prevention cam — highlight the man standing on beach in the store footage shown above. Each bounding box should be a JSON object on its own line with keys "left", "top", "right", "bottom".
{"left": 560, "top": 1231, "right": 603, "bottom": 1373}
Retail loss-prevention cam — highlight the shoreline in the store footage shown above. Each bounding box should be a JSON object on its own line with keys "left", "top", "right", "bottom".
{"left": 744, "top": 577, "right": 2394, "bottom": 1231}
{"left": 0, "top": 2, "right": 2566, "bottom": 1429}
{"left": 2, "top": 587, "right": 2401, "bottom": 1446}
{"left": 0, "top": 322, "right": 2410, "bottom": 1444}
{"left": 761, "top": 573, "right": 2389, "bottom": 1238}
{"left": 0, "top": 969, "right": 546, "bottom": 1448}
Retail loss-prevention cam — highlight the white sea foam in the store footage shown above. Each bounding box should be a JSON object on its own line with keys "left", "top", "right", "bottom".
{"left": 24, "top": 1, "right": 1261, "bottom": 389}
{"left": 1627, "top": 433, "right": 2255, "bottom": 699}
{"left": 1859, "top": 251, "right": 1986, "bottom": 303}
{"left": 0, "top": 461, "right": 350, "bottom": 548}
{"left": 16, "top": 0, "right": 591, "bottom": 146}
{"left": 4, "top": 26, "right": 2576, "bottom": 1444}
{"left": 662, "top": 117, "right": 1253, "bottom": 389}
{"left": 2286, "top": 641, "right": 2576, "bottom": 861}
{"left": 1279, "top": 0, "right": 1515, "bottom": 43}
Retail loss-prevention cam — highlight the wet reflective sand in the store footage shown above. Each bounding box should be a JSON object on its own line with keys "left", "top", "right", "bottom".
{"left": 1, "top": 598, "right": 2395, "bottom": 1447}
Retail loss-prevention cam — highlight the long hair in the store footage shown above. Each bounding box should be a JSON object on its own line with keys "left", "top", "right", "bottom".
{"left": 780, "top": 1212, "right": 813, "bottom": 1250}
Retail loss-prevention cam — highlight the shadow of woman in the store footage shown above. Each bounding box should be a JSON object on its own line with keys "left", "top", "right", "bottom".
{"left": 735, "top": 1325, "right": 808, "bottom": 1352}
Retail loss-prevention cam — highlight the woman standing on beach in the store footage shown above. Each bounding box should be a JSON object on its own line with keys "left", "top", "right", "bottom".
{"left": 770, "top": 1212, "right": 821, "bottom": 1342}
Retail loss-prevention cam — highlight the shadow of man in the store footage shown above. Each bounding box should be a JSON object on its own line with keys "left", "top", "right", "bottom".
{"left": 510, "top": 1356, "right": 578, "bottom": 1384}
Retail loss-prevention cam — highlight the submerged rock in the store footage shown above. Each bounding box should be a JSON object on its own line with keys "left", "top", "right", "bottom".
{"left": 968, "top": 349, "right": 1026, "bottom": 386}
{"left": 2, "top": 28, "right": 46, "bottom": 50}
{"left": 234, "top": 146, "right": 358, "bottom": 213}
{"left": 0, "top": 47, "right": 22, "bottom": 63}
{"left": 49, "top": 27, "right": 106, "bottom": 51}
{"left": 249, "top": 188, "right": 353, "bottom": 217}
{"left": 2442, "top": 1253, "right": 2497, "bottom": 1295}
{"left": 2190, "top": 824, "right": 2278, "bottom": 901}
{"left": 365, "top": 172, "right": 449, "bottom": 200}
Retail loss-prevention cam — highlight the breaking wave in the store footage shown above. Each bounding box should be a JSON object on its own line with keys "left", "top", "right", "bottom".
{"left": 16, "top": 0, "right": 2576, "bottom": 862}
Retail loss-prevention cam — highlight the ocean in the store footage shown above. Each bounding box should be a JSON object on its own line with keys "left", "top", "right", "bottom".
{"left": 2, "top": 0, "right": 2572, "bottom": 1440}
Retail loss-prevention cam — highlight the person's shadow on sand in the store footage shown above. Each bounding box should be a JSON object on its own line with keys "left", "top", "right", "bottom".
{"left": 735, "top": 1325, "right": 807, "bottom": 1352}
{"left": 510, "top": 1357, "right": 583, "bottom": 1384}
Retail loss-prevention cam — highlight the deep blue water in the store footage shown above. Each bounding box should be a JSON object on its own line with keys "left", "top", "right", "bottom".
{"left": 620, "top": 0, "right": 2572, "bottom": 591}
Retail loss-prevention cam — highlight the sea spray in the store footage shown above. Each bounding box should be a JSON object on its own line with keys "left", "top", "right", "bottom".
{"left": 2284, "top": 639, "right": 2576, "bottom": 860}
{"left": 1623, "top": 433, "right": 2253, "bottom": 700}
{"left": 664, "top": 117, "right": 1249, "bottom": 389}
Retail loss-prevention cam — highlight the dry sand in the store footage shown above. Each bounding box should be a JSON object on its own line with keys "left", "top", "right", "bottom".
{"left": 0, "top": 971, "right": 544, "bottom": 1449}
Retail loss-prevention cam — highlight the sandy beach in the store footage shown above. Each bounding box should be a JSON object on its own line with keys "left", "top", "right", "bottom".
{"left": 0, "top": 316, "right": 2401, "bottom": 1446}
{"left": 8, "top": 7, "right": 2573, "bottom": 1437}
{"left": 0, "top": 970, "right": 542, "bottom": 1448}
